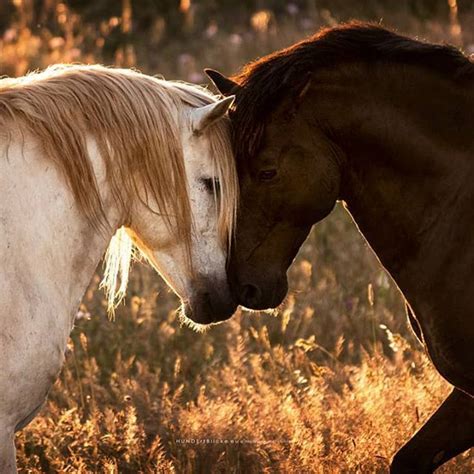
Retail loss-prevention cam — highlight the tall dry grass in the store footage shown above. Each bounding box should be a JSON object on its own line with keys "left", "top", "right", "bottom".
{"left": 13, "top": 208, "right": 474, "bottom": 472}
{"left": 2, "top": 1, "right": 473, "bottom": 472}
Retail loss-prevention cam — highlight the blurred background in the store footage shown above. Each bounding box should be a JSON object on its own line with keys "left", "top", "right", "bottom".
{"left": 2, "top": 0, "right": 474, "bottom": 79}
{"left": 3, "top": 1, "right": 473, "bottom": 472}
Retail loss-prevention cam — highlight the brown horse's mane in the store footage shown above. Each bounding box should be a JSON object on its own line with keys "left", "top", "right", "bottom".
{"left": 231, "top": 22, "right": 474, "bottom": 160}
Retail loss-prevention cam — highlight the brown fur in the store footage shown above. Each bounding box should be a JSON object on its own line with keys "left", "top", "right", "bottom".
{"left": 209, "top": 23, "right": 474, "bottom": 472}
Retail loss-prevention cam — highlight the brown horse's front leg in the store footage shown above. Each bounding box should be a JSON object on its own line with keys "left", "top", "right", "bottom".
{"left": 390, "top": 388, "right": 474, "bottom": 473}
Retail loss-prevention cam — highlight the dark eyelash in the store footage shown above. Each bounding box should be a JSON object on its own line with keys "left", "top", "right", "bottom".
{"left": 201, "top": 177, "right": 220, "bottom": 195}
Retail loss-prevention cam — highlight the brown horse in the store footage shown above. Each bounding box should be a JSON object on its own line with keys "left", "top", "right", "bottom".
{"left": 206, "top": 23, "right": 474, "bottom": 472}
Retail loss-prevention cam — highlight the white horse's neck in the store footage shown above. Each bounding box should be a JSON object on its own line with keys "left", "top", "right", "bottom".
{"left": 0, "top": 131, "right": 120, "bottom": 459}
{"left": 0, "top": 132, "right": 119, "bottom": 336}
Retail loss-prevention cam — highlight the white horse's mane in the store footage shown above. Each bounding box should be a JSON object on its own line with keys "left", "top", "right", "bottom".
{"left": 0, "top": 64, "right": 238, "bottom": 313}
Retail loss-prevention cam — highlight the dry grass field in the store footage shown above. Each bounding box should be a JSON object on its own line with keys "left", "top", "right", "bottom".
{"left": 2, "top": 1, "right": 473, "bottom": 472}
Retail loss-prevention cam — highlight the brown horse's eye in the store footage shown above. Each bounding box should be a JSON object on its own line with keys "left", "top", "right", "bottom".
{"left": 258, "top": 169, "right": 278, "bottom": 182}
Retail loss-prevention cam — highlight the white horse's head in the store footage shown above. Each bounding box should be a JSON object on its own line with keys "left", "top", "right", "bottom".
{"left": 0, "top": 65, "right": 238, "bottom": 326}
{"left": 98, "top": 77, "right": 238, "bottom": 327}
{"left": 127, "top": 93, "right": 237, "bottom": 326}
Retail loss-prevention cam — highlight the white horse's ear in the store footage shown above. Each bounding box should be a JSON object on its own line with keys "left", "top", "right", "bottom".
{"left": 191, "top": 96, "right": 235, "bottom": 134}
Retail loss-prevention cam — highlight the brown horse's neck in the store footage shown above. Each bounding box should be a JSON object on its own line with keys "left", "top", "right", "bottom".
{"left": 305, "top": 64, "right": 474, "bottom": 285}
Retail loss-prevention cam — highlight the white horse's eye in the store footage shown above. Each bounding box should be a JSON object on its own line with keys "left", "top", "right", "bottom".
{"left": 201, "top": 177, "right": 220, "bottom": 196}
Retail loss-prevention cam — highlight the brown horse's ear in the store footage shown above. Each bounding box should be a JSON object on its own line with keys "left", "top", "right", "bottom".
{"left": 205, "top": 69, "right": 240, "bottom": 96}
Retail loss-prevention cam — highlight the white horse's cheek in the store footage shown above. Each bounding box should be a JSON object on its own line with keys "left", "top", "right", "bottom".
{"left": 191, "top": 206, "right": 226, "bottom": 278}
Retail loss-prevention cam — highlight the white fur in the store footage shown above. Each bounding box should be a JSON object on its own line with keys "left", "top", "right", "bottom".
{"left": 0, "top": 97, "right": 232, "bottom": 471}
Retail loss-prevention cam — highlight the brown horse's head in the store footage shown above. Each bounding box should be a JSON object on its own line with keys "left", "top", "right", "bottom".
{"left": 206, "top": 68, "right": 341, "bottom": 310}
{"left": 207, "top": 22, "right": 474, "bottom": 312}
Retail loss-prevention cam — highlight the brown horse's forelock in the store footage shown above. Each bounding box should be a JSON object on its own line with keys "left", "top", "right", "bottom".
{"left": 230, "top": 21, "right": 474, "bottom": 161}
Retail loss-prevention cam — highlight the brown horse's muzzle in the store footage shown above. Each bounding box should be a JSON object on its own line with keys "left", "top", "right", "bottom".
{"left": 228, "top": 261, "right": 289, "bottom": 310}
{"left": 238, "top": 275, "right": 288, "bottom": 310}
{"left": 228, "top": 218, "right": 310, "bottom": 311}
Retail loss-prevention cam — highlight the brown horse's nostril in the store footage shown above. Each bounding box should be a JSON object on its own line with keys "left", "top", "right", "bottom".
{"left": 240, "top": 283, "right": 262, "bottom": 307}
{"left": 188, "top": 288, "right": 236, "bottom": 324}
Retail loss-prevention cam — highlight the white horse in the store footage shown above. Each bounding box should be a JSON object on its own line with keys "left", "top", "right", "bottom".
{"left": 0, "top": 64, "right": 238, "bottom": 472}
